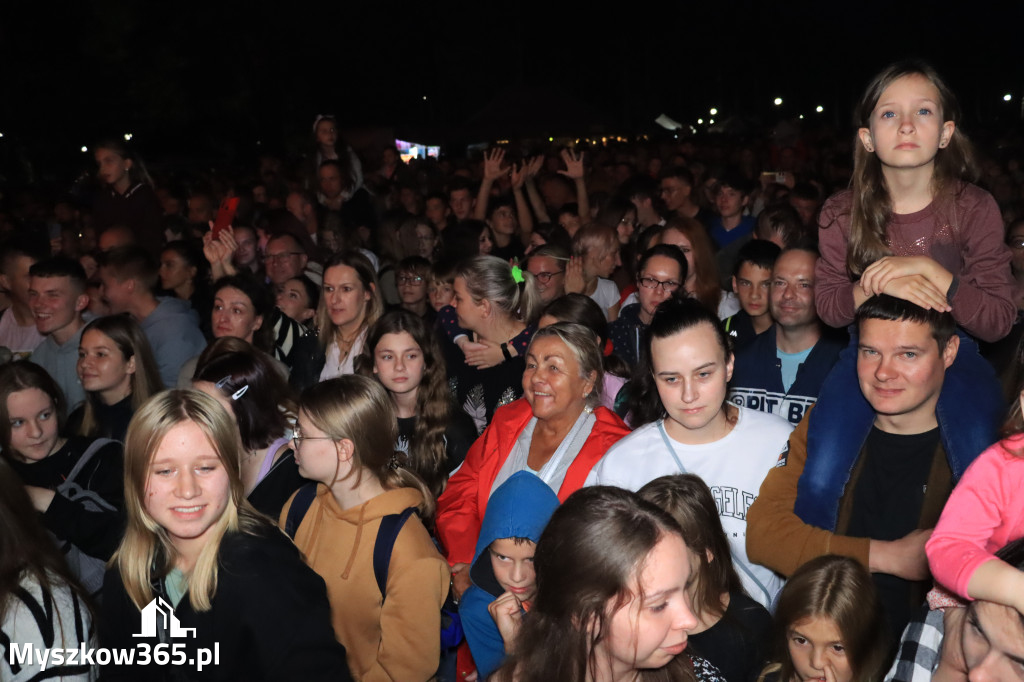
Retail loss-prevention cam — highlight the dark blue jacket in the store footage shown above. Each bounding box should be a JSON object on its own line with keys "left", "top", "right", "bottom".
{"left": 728, "top": 326, "right": 845, "bottom": 425}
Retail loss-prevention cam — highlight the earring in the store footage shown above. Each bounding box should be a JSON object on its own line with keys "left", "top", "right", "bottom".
{"left": 864, "top": 143, "right": 874, "bottom": 152}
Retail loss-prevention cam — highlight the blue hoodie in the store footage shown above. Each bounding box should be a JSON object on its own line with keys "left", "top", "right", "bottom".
{"left": 458, "top": 472, "right": 560, "bottom": 679}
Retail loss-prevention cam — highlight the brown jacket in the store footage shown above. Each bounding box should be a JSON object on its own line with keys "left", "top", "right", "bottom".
{"left": 281, "top": 486, "right": 450, "bottom": 682}
{"left": 746, "top": 406, "right": 952, "bottom": 576}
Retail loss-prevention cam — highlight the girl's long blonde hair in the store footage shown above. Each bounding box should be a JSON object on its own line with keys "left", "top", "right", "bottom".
{"left": 115, "top": 390, "right": 267, "bottom": 612}
{"left": 843, "top": 60, "right": 977, "bottom": 277}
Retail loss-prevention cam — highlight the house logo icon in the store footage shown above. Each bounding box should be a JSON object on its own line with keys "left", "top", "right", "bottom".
{"left": 132, "top": 596, "right": 197, "bottom": 638}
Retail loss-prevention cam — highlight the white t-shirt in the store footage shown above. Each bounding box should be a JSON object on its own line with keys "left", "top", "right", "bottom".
{"left": 319, "top": 327, "right": 368, "bottom": 381}
{"left": 718, "top": 291, "right": 741, "bottom": 319}
{"left": 0, "top": 308, "right": 43, "bottom": 357}
{"left": 587, "top": 406, "right": 793, "bottom": 608}
{"left": 589, "top": 278, "right": 620, "bottom": 320}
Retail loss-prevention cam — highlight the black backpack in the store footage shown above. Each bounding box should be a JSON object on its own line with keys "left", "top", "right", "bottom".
{"left": 284, "top": 483, "right": 463, "bottom": 649}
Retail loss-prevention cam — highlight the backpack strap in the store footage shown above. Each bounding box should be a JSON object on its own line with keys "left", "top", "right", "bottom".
{"left": 372, "top": 507, "right": 417, "bottom": 600}
{"left": 62, "top": 438, "right": 117, "bottom": 487}
{"left": 283, "top": 482, "right": 319, "bottom": 539}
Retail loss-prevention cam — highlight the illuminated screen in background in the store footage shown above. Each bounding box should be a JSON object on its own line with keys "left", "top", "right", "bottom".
{"left": 396, "top": 139, "right": 440, "bottom": 163}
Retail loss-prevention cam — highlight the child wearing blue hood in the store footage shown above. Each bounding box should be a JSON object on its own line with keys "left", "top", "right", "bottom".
{"left": 459, "top": 471, "right": 560, "bottom": 679}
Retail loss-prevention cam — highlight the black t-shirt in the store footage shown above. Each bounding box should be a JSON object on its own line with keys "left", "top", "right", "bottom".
{"left": 396, "top": 410, "right": 478, "bottom": 475}
{"left": 490, "top": 239, "right": 525, "bottom": 263}
{"left": 846, "top": 425, "right": 939, "bottom": 642}
{"left": 247, "top": 448, "right": 307, "bottom": 521}
{"left": 688, "top": 591, "right": 773, "bottom": 682}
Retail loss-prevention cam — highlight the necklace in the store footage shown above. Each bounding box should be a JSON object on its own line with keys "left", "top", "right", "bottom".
{"left": 336, "top": 327, "right": 362, "bottom": 369}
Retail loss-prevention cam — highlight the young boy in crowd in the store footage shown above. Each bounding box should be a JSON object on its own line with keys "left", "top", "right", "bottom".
{"left": 458, "top": 472, "right": 560, "bottom": 680}
{"left": 0, "top": 234, "right": 48, "bottom": 357}
{"left": 709, "top": 171, "right": 757, "bottom": 250}
{"left": 428, "top": 259, "right": 457, "bottom": 313}
{"left": 98, "top": 245, "right": 206, "bottom": 387}
{"left": 724, "top": 240, "right": 781, "bottom": 351}
{"left": 394, "top": 256, "right": 434, "bottom": 323}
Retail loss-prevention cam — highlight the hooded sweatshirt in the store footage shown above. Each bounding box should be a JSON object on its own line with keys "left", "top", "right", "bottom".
{"left": 280, "top": 485, "right": 450, "bottom": 682}
{"left": 459, "top": 472, "right": 560, "bottom": 679}
{"left": 139, "top": 296, "right": 208, "bottom": 387}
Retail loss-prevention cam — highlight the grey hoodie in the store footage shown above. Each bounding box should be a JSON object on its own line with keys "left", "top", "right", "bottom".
{"left": 140, "top": 297, "right": 208, "bottom": 387}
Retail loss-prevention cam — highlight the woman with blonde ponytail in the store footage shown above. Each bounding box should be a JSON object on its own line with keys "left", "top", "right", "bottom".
{"left": 444, "top": 254, "right": 541, "bottom": 433}
{"left": 280, "top": 375, "right": 450, "bottom": 682}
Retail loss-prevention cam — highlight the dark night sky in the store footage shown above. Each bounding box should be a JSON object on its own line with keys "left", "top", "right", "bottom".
{"left": 2, "top": 1, "right": 1023, "bottom": 176}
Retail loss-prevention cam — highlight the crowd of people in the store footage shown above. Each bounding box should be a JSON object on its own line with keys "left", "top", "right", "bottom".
{"left": 2, "top": 59, "right": 1024, "bottom": 682}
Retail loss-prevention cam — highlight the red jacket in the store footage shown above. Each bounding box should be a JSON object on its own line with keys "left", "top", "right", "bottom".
{"left": 436, "top": 398, "right": 630, "bottom": 565}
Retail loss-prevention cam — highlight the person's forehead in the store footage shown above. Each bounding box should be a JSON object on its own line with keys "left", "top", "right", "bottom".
{"left": 774, "top": 251, "right": 816, "bottom": 276}
{"left": 642, "top": 256, "right": 681, "bottom": 277}
{"left": 30, "top": 275, "right": 72, "bottom": 292}
{"left": 737, "top": 262, "right": 771, "bottom": 279}
{"left": 266, "top": 236, "right": 302, "bottom": 254}
{"left": 528, "top": 256, "right": 558, "bottom": 272}
{"left": 859, "top": 316, "right": 934, "bottom": 344}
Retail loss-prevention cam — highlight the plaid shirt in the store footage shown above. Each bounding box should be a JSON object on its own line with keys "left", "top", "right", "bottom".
{"left": 885, "top": 606, "right": 945, "bottom": 682}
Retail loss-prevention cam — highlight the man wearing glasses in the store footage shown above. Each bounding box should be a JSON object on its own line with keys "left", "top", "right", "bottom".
{"left": 264, "top": 233, "right": 310, "bottom": 290}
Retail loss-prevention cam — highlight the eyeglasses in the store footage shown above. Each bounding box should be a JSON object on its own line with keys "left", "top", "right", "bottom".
{"left": 263, "top": 252, "right": 303, "bottom": 263}
{"left": 291, "top": 426, "right": 334, "bottom": 449}
{"left": 638, "top": 276, "right": 680, "bottom": 292}
{"left": 397, "top": 275, "right": 425, "bottom": 285}
{"left": 531, "top": 270, "right": 565, "bottom": 284}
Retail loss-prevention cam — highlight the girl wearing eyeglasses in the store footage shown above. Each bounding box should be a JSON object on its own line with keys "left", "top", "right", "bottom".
{"left": 282, "top": 375, "right": 449, "bottom": 682}
{"left": 609, "top": 245, "right": 689, "bottom": 367}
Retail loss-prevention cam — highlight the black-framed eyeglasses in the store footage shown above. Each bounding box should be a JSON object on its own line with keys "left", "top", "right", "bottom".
{"left": 291, "top": 427, "right": 334, "bottom": 449}
{"left": 397, "top": 275, "right": 425, "bottom": 285}
{"left": 638, "top": 276, "right": 680, "bottom": 292}
{"left": 532, "top": 270, "right": 565, "bottom": 285}
{"left": 264, "top": 252, "right": 303, "bottom": 263}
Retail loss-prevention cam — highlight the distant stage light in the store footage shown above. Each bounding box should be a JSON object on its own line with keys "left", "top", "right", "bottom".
{"left": 774, "top": 97, "right": 783, "bottom": 106}
{"left": 816, "top": 105, "right": 824, "bottom": 113}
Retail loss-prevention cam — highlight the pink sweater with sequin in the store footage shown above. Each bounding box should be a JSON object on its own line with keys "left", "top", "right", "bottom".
{"left": 815, "top": 184, "right": 1014, "bottom": 342}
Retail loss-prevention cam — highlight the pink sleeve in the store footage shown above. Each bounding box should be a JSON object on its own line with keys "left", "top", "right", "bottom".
{"left": 947, "top": 187, "right": 1015, "bottom": 342}
{"left": 814, "top": 192, "right": 857, "bottom": 329}
{"left": 925, "top": 440, "right": 1024, "bottom": 598}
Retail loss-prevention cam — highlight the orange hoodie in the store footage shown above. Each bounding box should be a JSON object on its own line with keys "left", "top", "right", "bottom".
{"left": 281, "top": 485, "right": 450, "bottom": 682}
